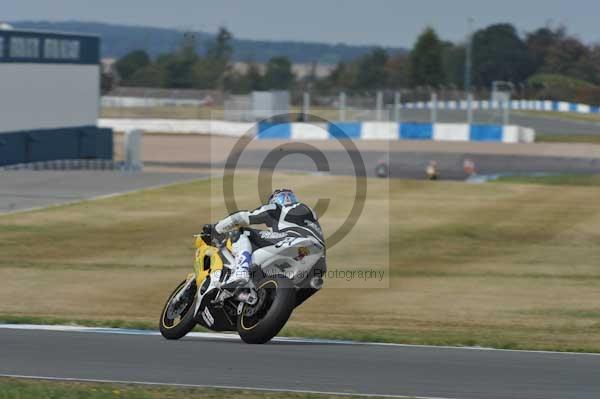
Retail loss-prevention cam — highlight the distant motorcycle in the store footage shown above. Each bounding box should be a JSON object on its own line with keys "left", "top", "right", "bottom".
{"left": 159, "top": 225, "right": 326, "bottom": 344}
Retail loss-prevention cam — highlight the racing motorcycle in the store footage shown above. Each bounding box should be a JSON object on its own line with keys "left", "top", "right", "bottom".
{"left": 159, "top": 224, "right": 326, "bottom": 344}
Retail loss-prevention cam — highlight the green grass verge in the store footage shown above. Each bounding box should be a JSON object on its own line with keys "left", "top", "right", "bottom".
{"left": 3, "top": 174, "right": 600, "bottom": 352}
{"left": 517, "top": 110, "right": 600, "bottom": 124}
{"left": 0, "top": 378, "right": 382, "bottom": 399}
{"left": 535, "top": 133, "right": 600, "bottom": 144}
{"left": 494, "top": 174, "right": 600, "bottom": 186}
{"left": 0, "top": 314, "right": 155, "bottom": 330}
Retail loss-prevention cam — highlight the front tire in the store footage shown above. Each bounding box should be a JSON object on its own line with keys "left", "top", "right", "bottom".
{"left": 159, "top": 279, "right": 197, "bottom": 340}
{"left": 237, "top": 275, "right": 296, "bottom": 344}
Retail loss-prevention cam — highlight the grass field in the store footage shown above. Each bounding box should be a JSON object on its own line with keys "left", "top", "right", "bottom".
{"left": 102, "top": 106, "right": 600, "bottom": 125}
{"left": 495, "top": 173, "right": 600, "bottom": 186}
{"left": 2, "top": 173, "right": 600, "bottom": 351}
{"left": 0, "top": 378, "right": 378, "bottom": 399}
{"left": 535, "top": 133, "right": 600, "bottom": 144}
{"left": 517, "top": 110, "right": 600, "bottom": 124}
{"left": 101, "top": 106, "right": 225, "bottom": 120}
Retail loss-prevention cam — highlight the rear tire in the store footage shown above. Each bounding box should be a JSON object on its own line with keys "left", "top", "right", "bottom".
{"left": 159, "top": 279, "right": 197, "bottom": 340}
{"left": 237, "top": 275, "right": 295, "bottom": 344}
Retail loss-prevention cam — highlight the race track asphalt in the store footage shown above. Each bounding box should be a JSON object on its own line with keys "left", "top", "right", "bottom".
{"left": 0, "top": 327, "right": 599, "bottom": 399}
{"left": 0, "top": 171, "right": 207, "bottom": 213}
{"left": 148, "top": 148, "right": 600, "bottom": 181}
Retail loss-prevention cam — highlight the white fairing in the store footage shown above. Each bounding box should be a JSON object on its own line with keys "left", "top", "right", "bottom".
{"left": 193, "top": 237, "right": 324, "bottom": 320}
{"left": 253, "top": 236, "right": 324, "bottom": 284}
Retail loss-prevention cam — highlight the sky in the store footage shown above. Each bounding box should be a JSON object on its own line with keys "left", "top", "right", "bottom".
{"left": 5, "top": 0, "right": 600, "bottom": 47}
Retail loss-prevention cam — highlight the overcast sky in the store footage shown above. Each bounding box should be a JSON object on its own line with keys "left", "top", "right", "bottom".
{"left": 5, "top": 0, "right": 599, "bottom": 47}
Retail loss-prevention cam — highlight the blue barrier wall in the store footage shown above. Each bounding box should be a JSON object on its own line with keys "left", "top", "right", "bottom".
{"left": 400, "top": 123, "right": 433, "bottom": 140}
{"left": 469, "top": 125, "right": 503, "bottom": 142}
{"left": 0, "top": 126, "right": 113, "bottom": 166}
{"left": 328, "top": 122, "right": 361, "bottom": 140}
{"left": 256, "top": 122, "right": 532, "bottom": 143}
{"left": 257, "top": 122, "right": 291, "bottom": 139}
{"left": 401, "top": 100, "right": 600, "bottom": 114}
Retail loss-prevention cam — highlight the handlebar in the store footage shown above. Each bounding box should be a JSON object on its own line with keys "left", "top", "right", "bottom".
{"left": 201, "top": 224, "right": 228, "bottom": 248}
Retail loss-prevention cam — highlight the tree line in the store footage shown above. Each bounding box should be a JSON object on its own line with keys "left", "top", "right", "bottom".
{"left": 113, "top": 28, "right": 294, "bottom": 93}
{"left": 111, "top": 24, "right": 600, "bottom": 103}
{"left": 318, "top": 24, "right": 600, "bottom": 103}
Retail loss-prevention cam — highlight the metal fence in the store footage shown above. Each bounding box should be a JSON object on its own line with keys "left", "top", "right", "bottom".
{"left": 101, "top": 87, "right": 595, "bottom": 125}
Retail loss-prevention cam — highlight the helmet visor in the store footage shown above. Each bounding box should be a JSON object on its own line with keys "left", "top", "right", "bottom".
{"left": 271, "top": 191, "right": 298, "bottom": 206}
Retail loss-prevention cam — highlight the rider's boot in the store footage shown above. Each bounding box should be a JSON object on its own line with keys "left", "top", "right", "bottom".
{"left": 224, "top": 231, "right": 253, "bottom": 286}
{"left": 226, "top": 250, "right": 251, "bottom": 286}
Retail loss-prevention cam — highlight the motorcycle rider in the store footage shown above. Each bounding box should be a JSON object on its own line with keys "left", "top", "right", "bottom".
{"left": 214, "top": 189, "right": 325, "bottom": 285}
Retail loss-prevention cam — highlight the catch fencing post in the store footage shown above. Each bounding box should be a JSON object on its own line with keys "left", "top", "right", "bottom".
{"left": 467, "top": 92, "right": 474, "bottom": 125}
{"left": 339, "top": 91, "right": 347, "bottom": 121}
{"left": 376, "top": 91, "right": 383, "bottom": 121}
{"left": 124, "top": 129, "right": 144, "bottom": 171}
{"left": 302, "top": 92, "right": 310, "bottom": 122}
{"left": 394, "top": 91, "right": 402, "bottom": 122}
{"left": 431, "top": 92, "right": 438, "bottom": 124}
{"left": 503, "top": 98, "right": 510, "bottom": 125}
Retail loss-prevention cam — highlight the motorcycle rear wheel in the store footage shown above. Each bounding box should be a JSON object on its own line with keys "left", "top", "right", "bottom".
{"left": 159, "top": 279, "right": 198, "bottom": 340}
{"left": 237, "top": 274, "right": 296, "bottom": 344}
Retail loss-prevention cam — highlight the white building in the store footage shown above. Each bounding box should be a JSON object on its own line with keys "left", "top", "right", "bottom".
{"left": 0, "top": 28, "right": 111, "bottom": 165}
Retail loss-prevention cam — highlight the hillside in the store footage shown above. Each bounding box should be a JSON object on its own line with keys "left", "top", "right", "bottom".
{"left": 11, "top": 20, "right": 405, "bottom": 64}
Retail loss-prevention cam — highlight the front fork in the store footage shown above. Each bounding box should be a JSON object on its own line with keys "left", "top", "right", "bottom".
{"left": 173, "top": 273, "right": 196, "bottom": 304}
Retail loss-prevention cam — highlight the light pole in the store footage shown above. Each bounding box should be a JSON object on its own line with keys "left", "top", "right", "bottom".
{"left": 465, "top": 17, "right": 474, "bottom": 125}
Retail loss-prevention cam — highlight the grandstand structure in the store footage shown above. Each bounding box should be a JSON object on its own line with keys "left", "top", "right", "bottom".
{"left": 0, "top": 27, "right": 112, "bottom": 166}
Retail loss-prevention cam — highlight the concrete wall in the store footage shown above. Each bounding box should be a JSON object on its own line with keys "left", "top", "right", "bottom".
{"left": 99, "top": 118, "right": 535, "bottom": 144}
{"left": 0, "top": 126, "right": 112, "bottom": 166}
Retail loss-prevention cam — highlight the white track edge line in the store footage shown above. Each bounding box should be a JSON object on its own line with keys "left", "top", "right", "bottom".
{"left": 1, "top": 324, "right": 599, "bottom": 356}
{"left": 0, "top": 374, "right": 453, "bottom": 399}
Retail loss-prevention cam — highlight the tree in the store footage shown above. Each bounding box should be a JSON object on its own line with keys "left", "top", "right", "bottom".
{"left": 354, "top": 48, "right": 389, "bottom": 90}
{"left": 128, "top": 65, "right": 166, "bottom": 87}
{"left": 161, "top": 33, "right": 199, "bottom": 88}
{"left": 526, "top": 26, "right": 566, "bottom": 72}
{"left": 224, "top": 63, "right": 264, "bottom": 94}
{"left": 185, "top": 27, "right": 235, "bottom": 90}
{"left": 208, "top": 27, "right": 233, "bottom": 62}
{"left": 385, "top": 53, "right": 410, "bottom": 89}
{"left": 543, "top": 37, "right": 597, "bottom": 83}
{"left": 100, "top": 72, "right": 114, "bottom": 94}
{"left": 316, "top": 61, "right": 357, "bottom": 93}
{"left": 192, "top": 58, "right": 228, "bottom": 89}
{"left": 409, "top": 27, "right": 445, "bottom": 88}
{"left": 590, "top": 45, "right": 600, "bottom": 85}
{"left": 441, "top": 42, "right": 465, "bottom": 88}
{"left": 179, "top": 32, "right": 199, "bottom": 63}
{"left": 245, "top": 62, "right": 264, "bottom": 91}
{"left": 263, "top": 56, "right": 294, "bottom": 90}
{"left": 472, "top": 24, "right": 533, "bottom": 87}
{"left": 115, "top": 50, "right": 150, "bottom": 82}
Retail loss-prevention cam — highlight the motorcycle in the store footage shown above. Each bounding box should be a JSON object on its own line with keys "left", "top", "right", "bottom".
{"left": 159, "top": 224, "right": 326, "bottom": 344}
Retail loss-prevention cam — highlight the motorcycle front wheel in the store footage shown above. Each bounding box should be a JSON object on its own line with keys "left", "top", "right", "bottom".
{"left": 237, "top": 274, "right": 296, "bottom": 344}
{"left": 159, "top": 279, "right": 198, "bottom": 340}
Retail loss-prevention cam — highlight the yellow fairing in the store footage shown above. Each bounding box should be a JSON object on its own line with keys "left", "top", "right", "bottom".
{"left": 193, "top": 236, "right": 228, "bottom": 287}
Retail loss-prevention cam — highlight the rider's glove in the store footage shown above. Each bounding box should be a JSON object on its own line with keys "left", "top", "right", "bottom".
{"left": 210, "top": 224, "right": 227, "bottom": 245}
{"left": 202, "top": 224, "right": 225, "bottom": 245}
